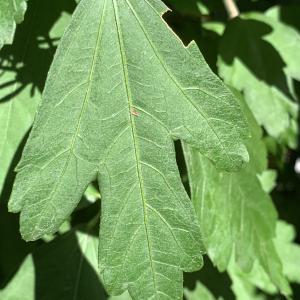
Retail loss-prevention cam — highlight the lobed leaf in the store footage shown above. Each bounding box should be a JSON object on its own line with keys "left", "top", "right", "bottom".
{"left": 9, "top": 0, "right": 248, "bottom": 298}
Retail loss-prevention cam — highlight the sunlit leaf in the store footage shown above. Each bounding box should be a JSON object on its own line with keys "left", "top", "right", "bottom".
{"left": 218, "top": 13, "right": 299, "bottom": 147}
{"left": 8, "top": 0, "right": 249, "bottom": 298}
{"left": 0, "top": 0, "right": 27, "bottom": 49}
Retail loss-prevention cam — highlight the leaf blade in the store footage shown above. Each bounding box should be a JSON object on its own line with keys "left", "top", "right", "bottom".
{"left": 9, "top": 0, "right": 249, "bottom": 298}
{"left": 184, "top": 91, "right": 291, "bottom": 295}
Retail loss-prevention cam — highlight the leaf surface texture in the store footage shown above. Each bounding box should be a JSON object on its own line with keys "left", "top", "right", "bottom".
{"left": 9, "top": 0, "right": 249, "bottom": 298}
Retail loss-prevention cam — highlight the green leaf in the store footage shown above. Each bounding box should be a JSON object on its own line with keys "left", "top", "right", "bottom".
{"left": 184, "top": 90, "right": 291, "bottom": 295}
{"left": 0, "top": 192, "right": 36, "bottom": 289}
{"left": 228, "top": 221, "right": 300, "bottom": 298}
{"left": 9, "top": 0, "right": 249, "bottom": 298}
{"left": 276, "top": 221, "right": 300, "bottom": 284}
{"left": 253, "top": 10, "right": 300, "bottom": 82}
{"left": 228, "top": 261, "right": 268, "bottom": 300}
{"left": 0, "top": 255, "right": 35, "bottom": 300}
{"left": 184, "top": 282, "right": 218, "bottom": 300}
{"left": 115, "top": 280, "right": 226, "bottom": 300}
{"left": 109, "top": 291, "right": 132, "bottom": 300}
{"left": 266, "top": 5, "right": 300, "bottom": 35}
{"left": 0, "top": 228, "right": 107, "bottom": 300}
{"left": 258, "top": 170, "right": 277, "bottom": 194}
{"left": 0, "top": 0, "right": 74, "bottom": 196}
{"left": 0, "top": 0, "right": 27, "bottom": 49}
{"left": 218, "top": 14, "right": 299, "bottom": 146}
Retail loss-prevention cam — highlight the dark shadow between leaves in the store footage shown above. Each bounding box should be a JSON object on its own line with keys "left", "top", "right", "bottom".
{"left": 0, "top": 0, "right": 76, "bottom": 103}
{"left": 175, "top": 141, "right": 191, "bottom": 197}
{"left": 0, "top": 132, "right": 38, "bottom": 288}
{"left": 33, "top": 227, "right": 108, "bottom": 300}
{"left": 163, "top": 9, "right": 202, "bottom": 46}
{"left": 278, "top": 4, "right": 300, "bottom": 32}
{"left": 162, "top": 5, "right": 224, "bottom": 73}
{"left": 0, "top": 0, "right": 77, "bottom": 288}
{"left": 162, "top": 0, "right": 200, "bottom": 16}
{"left": 183, "top": 255, "right": 235, "bottom": 299}
{"left": 71, "top": 200, "right": 101, "bottom": 237}
{"left": 163, "top": 0, "right": 226, "bottom": 19}
{"left": 220, "top": 18, "right": 294, "bottom": 101}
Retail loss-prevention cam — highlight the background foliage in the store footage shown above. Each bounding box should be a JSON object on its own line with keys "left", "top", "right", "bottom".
{"left": 0, "top": 0, "right": 299, "bottom": 299}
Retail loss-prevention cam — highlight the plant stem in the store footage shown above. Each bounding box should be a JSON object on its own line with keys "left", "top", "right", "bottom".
{"left": 223, "top": 0, "right": 240, "bottom": 19}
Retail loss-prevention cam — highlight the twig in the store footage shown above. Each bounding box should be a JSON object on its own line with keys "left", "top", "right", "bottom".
{"left": 223, "top": 0, "right": 240, "bottom": 19}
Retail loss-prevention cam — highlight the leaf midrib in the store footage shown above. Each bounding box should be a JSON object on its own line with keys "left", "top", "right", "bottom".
{"left": 112, "top": 0, "right": 158, "bottom": 296}
{"left": 126, "top": 0, "right": 234, "bottom": 166}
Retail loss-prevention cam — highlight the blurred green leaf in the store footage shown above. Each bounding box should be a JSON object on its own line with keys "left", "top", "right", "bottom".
{"left": 184, "top": 282, "right": 219, "bottom": 300}
{"left": 184, "top": 91, "right": 291, "bottom": 295}
{"left": 0, "top": 0, "right": 27, "bottom": 49}
{"left": 109, "top": 291, "right": 132, "bottom": 300}
{"left": 228, "top": 261, "right": 268, "bottom": 300}
{"left": 275, "top": 221, "right": 300, "bottom": 285}
{"left": 258, "top": 170, "right": 277, "bottom": 193}
{"left": 228, "top": 221, "right": 300, "bottom": 298}
{"left": 252, "top": 10, "right": 300, "bottom": 82}
{"left": 266, "top": 4, "right": 300, "bottom": 33}
{"left": 218, "top": 13, "right": 299, "bottom": 147}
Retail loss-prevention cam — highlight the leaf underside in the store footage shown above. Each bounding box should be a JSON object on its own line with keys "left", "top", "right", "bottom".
{"left": 9, "top": 0, "right": 249, "bottom": 298}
